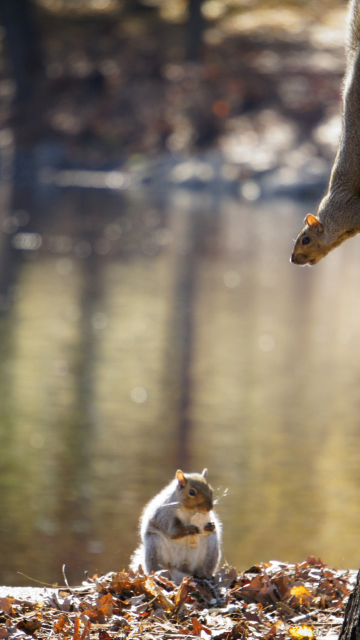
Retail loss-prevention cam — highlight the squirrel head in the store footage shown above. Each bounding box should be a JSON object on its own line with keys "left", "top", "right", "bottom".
{"left": 175, "top": 469, "right": 213, "bottom": 512}
{"left": 291, "top": 214, "right": 327, "bottom": 266}
{"left": 291, "top": 197, "right": 360, "bottom": 266}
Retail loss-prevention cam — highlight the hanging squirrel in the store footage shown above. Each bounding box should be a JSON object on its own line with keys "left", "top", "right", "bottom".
{"left": 130, "top": 469, "right": 222, "bottom": 582}
{"left": 291, "top": 0, "right": 360, "bottom": 265}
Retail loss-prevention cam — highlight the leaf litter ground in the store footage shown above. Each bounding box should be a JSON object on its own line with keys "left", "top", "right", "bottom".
{"left": 0, "top": 557, "right": 356, "bottom": 640}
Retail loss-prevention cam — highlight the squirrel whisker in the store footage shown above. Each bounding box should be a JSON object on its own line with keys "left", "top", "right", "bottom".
{"left": 213, "top": 488, "right": 228, "bottom": 505}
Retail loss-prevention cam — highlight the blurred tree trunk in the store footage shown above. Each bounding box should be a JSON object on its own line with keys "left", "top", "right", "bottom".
{"left": 186, "top": 0, "right": 205, "bottom": 60}
{"left": 0, "top": 0, "right": 43, "bottom": 102}
{"left": 339, "top": 570, "right": 360, "bottom": 640}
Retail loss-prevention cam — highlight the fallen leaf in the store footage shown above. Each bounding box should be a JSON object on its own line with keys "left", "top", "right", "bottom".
{"left": 229, "top": 623, "right": 246, "bottom": 639}
{"left": 287, "top": 586, "right": 313, "bottom": 608}
{"left": 305, "top": 557, "right": 325, "bottom": 568}
{"left": 275, "top": 602, "right": 296, "bottom": 617}
{"left": 265, "top": 624, "right": 278, "bottom": 638}
{"left": 243, "top": 611, "right": 262, "bottom": 623}
{"left": 81, "top": 618, "right": 91, "bottom": 640}
{"left": 289, "top": 626, "right": 314, "bottom": 640}
{"left": 191, "top": 617, "right": 212, "bottom": 636}
{"left": 144, "top": 578, "right": 175, "bottom": 612}
{"left": 273, "top": 576, "right": 290, "bottom": 598}
{"left": 215, "top": 566, "right": 238, "bottom": 589}
{"left": 73, "top": 615, "right": 81, "bottom": 640}
{"left": 290, "top": 587, "right": 312, "bottom": 598}
{"left": 233, "top": 573, "right": 264, "bottom": 603}
{"left": 0, "top": 598, "right": 15, "bottom": 615}
{"left": 174, "top": 579, "right": 193, "bottom": 610}
{"left": 98, "top": 593, "right": 113, "bottom": 618}
{"left": 53, "top": 614, "right": 68, "bottom": 633}
{"left": 257, "top": 583, "right": 279, "bottom": 605}
{"left": 16, "top": 617, "right": 42, "bottom": 633}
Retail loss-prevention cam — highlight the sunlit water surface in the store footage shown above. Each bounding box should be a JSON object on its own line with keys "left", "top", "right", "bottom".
{"left": 1, "top": 180, "right": 360, "bottom": 586}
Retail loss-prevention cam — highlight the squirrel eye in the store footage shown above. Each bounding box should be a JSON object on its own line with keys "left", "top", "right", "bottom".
{"left": 189, "top": 488, "right": 197, "bottom": 497}
{"left": 302, "top": 236, "right": 310, "bottom": 246}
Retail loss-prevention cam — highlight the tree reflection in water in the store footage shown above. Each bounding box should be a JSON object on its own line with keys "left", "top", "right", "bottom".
{"left": 1, "top": 157, "right": 360, "bottom": 585}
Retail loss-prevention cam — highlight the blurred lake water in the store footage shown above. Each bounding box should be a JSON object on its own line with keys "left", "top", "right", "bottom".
{"left": 1, "top": 168, "right": 360, "bottom": 586}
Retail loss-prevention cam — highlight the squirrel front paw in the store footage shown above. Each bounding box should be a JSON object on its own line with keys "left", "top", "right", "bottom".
{"left": 187, "top": 524, "right": 200, "bottom": 535}
{"left": 204, "top": 522, "right": 216, "bottom": 532}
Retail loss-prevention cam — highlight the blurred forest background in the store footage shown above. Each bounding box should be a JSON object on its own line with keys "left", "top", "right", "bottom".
{"left": 1, "top": 0, "right": 360, "bottom": 587}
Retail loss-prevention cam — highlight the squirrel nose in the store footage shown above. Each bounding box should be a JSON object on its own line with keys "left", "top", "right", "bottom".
{"left": 291, "top": 252, "right": 308, "bottom": 265}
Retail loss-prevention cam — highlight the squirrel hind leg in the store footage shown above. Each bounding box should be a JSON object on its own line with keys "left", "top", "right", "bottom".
{"left": 144, "top": 534, "right": 163, "bottom": 573}
{"left": 197, "top": 535, "right": 221, "bottom": 578}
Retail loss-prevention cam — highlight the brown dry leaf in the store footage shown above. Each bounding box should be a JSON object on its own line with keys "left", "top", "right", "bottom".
{"left": 154, "top": 574, "right": 177, "bottom": 591}
{"left": 273, "top": 575, "right": 290, "bottom": 599}
{"left": 73, "top": 615, "right": 81, "bottom": 640}
{"left": 275, "top": 602, "right": 296, "bottom": 617}
{"left": 0, "top": 598, "right": 15, "bottom": 615}
{"left": 257, "top": 583, "right": 279, "bottom": 605}
{"left": 235, "top": 572, "right": 281, "bottom": 606}
{"left": 53, "top": 614, "right": 69, "bottom": 633}
{"left": 98, "top": 593, "right": 113, "bottom": 618}
{"left": 304, "top": 557, "right": 325, "bottom": 568}
{"left": 143, "top": 578, "right": 175, "bottom": 612}
{"left": 81, "top": 618, "right": 91, "bottom": 640}
{"left": 289, "top": 625, "right": 314, "bottom": 639}
{"left": 16, "top": 617, "right": 42, "bottom": 634}
{"left": 233, "top": 574, "right": 264, "bottom": 603}
{"left": 107, "top": 572, "right": 129, "bottom": 592}
{"left": 80, "top": 593, "right": 114, "bottom": 623}
{"left": 246, "top": 574, "right": 264, "bottom": 592}
{"left": 264, "top": 624, "right": 278, "bottom": 638}
{"left": 243, "top": 611, "right": 262, "bottom": 623}
{"left": 195, "top": 580, "right": 218, "bottom": 605}
{"left": 333, "top": 579, "right": 349, "bottom": 596}
{"left": 98, "top": 631, "right": 111, "bottom": 640}
{"left": 287, "top": 586, "right": 313, "bottom": 608}
{"left": 332, "top": 598, "right": 344, "bottom": 609}
{"left": 265, "top": 618, "right": 284, "bottom": 637}
{"left": 229, "top": 623, "right": 246, "bottom": 639}
{"left": 109, "top": 571, "right": 147, "bottom": 596}
{"left": 191, "top": 617, "right": 212, "bottom": 636}
{"left": 215, "top": 566, "right": 238, "bottom": 589}
{"left": 174, "top": 578, "right": 194, "bottom": 610}
{"left": 81, "top": 607, "right": 105, "bottom": 624}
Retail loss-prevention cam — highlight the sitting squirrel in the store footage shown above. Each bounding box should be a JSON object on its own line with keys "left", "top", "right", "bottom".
{"left": 291, "top": 0, "right": 360, "bottom": 265}
{"left": 130, "top": 469, "right": 221, "bottom": 581}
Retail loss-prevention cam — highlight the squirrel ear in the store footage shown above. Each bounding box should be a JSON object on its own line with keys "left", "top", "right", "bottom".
{"left": 306, "top": 214, "right": 324, "bottom": 232}
{"left": 202, "top": 468, "right": 208, "bottom": 478}
{"left": 176, "top": 470, "right": 186, "bottom": 487}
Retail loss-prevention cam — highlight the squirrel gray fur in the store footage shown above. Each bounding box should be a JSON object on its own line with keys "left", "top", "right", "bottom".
{"left": 130, "top": 469, "right": 221, "bottom": 582}
{"left": 291, "top": 0, "right": 360, "bottom": 265}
